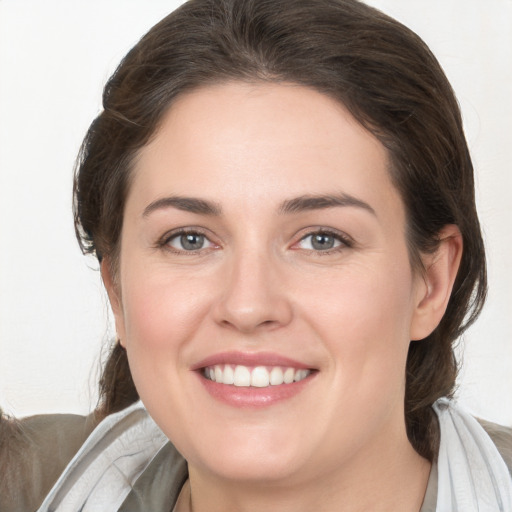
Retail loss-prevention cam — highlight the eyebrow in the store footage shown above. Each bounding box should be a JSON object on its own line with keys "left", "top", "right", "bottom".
{"left": 143, "top": 196, "right": 222, "bottom": 217}
{"left": 279, "top": 193, "right": 376, "bottom": 216}
{"left": 142, "top": 192, "right": 376, "bottom": 218}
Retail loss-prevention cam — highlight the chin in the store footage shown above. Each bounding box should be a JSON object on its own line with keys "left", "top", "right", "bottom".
{"left": 199, "top": 451, "right": 309, "bottom": 484}
{"left": 181, "top": 423, "right": 315, "bottom": 484}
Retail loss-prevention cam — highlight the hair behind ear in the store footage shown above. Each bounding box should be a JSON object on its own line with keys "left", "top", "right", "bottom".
{"left": 405, "top": 225, "right": 464, "bottom": 461}
{"left": 96, "top": 341, "right": 139, "bottom": 420}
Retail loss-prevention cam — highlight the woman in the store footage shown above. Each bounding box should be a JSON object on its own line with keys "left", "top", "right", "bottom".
{"left": 2, "top": 0, "right": 511, "bottom": 510}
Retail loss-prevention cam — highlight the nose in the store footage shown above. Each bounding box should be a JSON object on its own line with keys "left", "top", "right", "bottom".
{"left": 212, "top": 249, "right": 293, "bottom": 334}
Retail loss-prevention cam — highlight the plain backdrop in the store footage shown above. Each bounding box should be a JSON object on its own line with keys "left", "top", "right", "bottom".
{"left": 0, "top": 0, "right": 511, "bottom": 424}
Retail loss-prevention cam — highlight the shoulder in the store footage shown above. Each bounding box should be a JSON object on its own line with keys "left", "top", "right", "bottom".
{"left": 0, "top": 409, "right": 97, "bottom": 512}
{"left": 478, "top": 417, "right": 512, "bottom": 476}
{"left": 38, "top": 402, "right": 171, "bottom": 511}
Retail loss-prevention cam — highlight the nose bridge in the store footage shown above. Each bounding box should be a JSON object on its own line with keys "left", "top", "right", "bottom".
{"left": 214, "top": 239, "right": 292, "bottom": 332}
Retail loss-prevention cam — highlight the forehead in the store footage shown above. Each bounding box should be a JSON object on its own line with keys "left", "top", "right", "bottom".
{"left": 129, "top": 81, "right": 402, "bottom": 221}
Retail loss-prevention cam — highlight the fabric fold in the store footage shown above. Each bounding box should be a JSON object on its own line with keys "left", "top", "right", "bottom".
{"left": 36, "top": 401, "right": 168, "bottom": 512}
{"left": 434, "top": 398, "right": 512, "bottom": 511}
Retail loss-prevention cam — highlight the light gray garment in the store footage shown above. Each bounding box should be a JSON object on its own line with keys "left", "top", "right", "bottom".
{"left": 434, "top": 398, "right": 512, "bottom": 510}
{"left": 36, "top": 402, "right": 169, "bottom": 511}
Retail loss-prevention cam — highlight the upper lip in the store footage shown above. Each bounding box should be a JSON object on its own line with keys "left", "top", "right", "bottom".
{"left": 191, "top": 351, "right": 314, "bottom": 371}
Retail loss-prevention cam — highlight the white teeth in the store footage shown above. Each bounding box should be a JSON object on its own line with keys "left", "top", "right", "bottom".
{"left": 233, "top": 365, "right": 251, "bottom": 387}
{"left": 283, "top": 367, "right": 295, "bottom": 384}
{"left": 251, "top": 366, "right": 270, "bottom": 387}
{"left": 223, "top": 364, "right": 234, "bottom": 385}
{"left": 205, "top": 364, "right": 311, "bottom": 387}
{"left": 270, "top": 367, "right": 284, "bottom": 385}
{"left": 294, "top": 369, "right": 309, "bottom": 382}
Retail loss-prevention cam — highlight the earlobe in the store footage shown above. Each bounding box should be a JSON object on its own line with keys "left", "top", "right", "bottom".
{"left": 410, "top": 225, "right": 463, "bottom": 341}
{"left": 100, "top": 259, "right": 126, "bottom": 346}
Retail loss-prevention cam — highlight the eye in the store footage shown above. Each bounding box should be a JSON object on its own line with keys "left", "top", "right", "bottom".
{"left": 166, "top": 231, "right": 214, "bottom": 252}
{"left": 295, "top": 231, "right": 350, "bottom": 251}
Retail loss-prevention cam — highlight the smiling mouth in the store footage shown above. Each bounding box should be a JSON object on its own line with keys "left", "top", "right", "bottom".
{"left": 202, "top": 364, "right": 312, "bottom": 388}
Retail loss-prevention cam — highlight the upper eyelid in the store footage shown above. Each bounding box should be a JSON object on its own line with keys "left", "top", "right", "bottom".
{"left": 160, "top": 226, "right": 210, "bottom": 240}
{"left": 157, "top": 227, "right": 217, "bottom": 248}
{"left": 295, "top": 227, "right": 354, "bottom": 245}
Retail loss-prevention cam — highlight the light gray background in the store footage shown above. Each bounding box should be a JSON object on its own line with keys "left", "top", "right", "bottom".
{"left": 1, "top": 0, "right": 511, "bottom": 424}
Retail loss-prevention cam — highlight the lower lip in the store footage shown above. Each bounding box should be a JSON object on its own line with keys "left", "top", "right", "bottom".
{"left": 197, "top": 373, "right": 315, "bottom": 408}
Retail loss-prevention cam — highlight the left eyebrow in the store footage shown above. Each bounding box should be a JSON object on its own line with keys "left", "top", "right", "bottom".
{"left": 142, "top": 196, "right": 222, "bottom": 217}
{"left": 278, "top": 193, "right": 376, "bottom": 216}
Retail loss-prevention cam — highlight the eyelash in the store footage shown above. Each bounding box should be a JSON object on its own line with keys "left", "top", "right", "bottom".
{"left": 293, "top": 229, "right": 353, "bottom": 255}
{"left": 157, "top": 228, "right": 217, "bottom": 254}
{"left": 156, "top": 228, "right": 353, "bottom": 255}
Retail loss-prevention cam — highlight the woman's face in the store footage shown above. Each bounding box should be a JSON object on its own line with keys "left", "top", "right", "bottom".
{"left": 109, "top": 82, "right": 429, "bottom": 485}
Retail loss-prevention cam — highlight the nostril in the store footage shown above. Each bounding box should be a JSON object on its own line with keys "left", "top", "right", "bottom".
{"left": 219, "top": 315, "right": 286, "bottom": 334}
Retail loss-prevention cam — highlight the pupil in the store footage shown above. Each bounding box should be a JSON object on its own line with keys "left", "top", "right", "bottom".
{"left": 181, "top": 233, "right": 204, "bottom": 250}
{"left": 312, "top": 234, "right": 334, "bottom": 250}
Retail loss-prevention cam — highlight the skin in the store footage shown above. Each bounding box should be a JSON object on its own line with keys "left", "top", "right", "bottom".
{"left": 103, "top": 82, "right": 462, "bottom": 511}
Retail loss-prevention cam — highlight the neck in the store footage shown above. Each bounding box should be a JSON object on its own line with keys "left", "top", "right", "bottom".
{"left": 181, "top": 432, "right": 431, "bottom": 512}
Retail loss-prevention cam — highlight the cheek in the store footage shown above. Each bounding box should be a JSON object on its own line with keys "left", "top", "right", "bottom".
{"left": 119, "top": 269, "right": 211, "bottom": 410}
{"left": 300, "top": 258, "right": 416, "bottom": 386}
{"left": 121, "top": 267, "right": 209, "bottom": 350}
{"left": 305, "top": 255, "right": 414, "bottom": 324}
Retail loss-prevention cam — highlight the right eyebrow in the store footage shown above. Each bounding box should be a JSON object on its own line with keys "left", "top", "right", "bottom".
{"left": 279, "top": 193, "right": 376, "bottom": 217}
{"left": 142, "top": 196, "right": 222, "bottom": 217}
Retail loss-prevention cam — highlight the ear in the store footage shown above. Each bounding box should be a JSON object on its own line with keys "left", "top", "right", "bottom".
{"left": 410, "top": 225, "right": 463, "bottom": 341}
{"left": 101, "top": 258, "right": 126, "bottom": 347}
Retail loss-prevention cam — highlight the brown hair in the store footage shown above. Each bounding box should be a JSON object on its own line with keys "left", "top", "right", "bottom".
{"left": 74, "top": 0, "right": 486, "bottom": 461}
